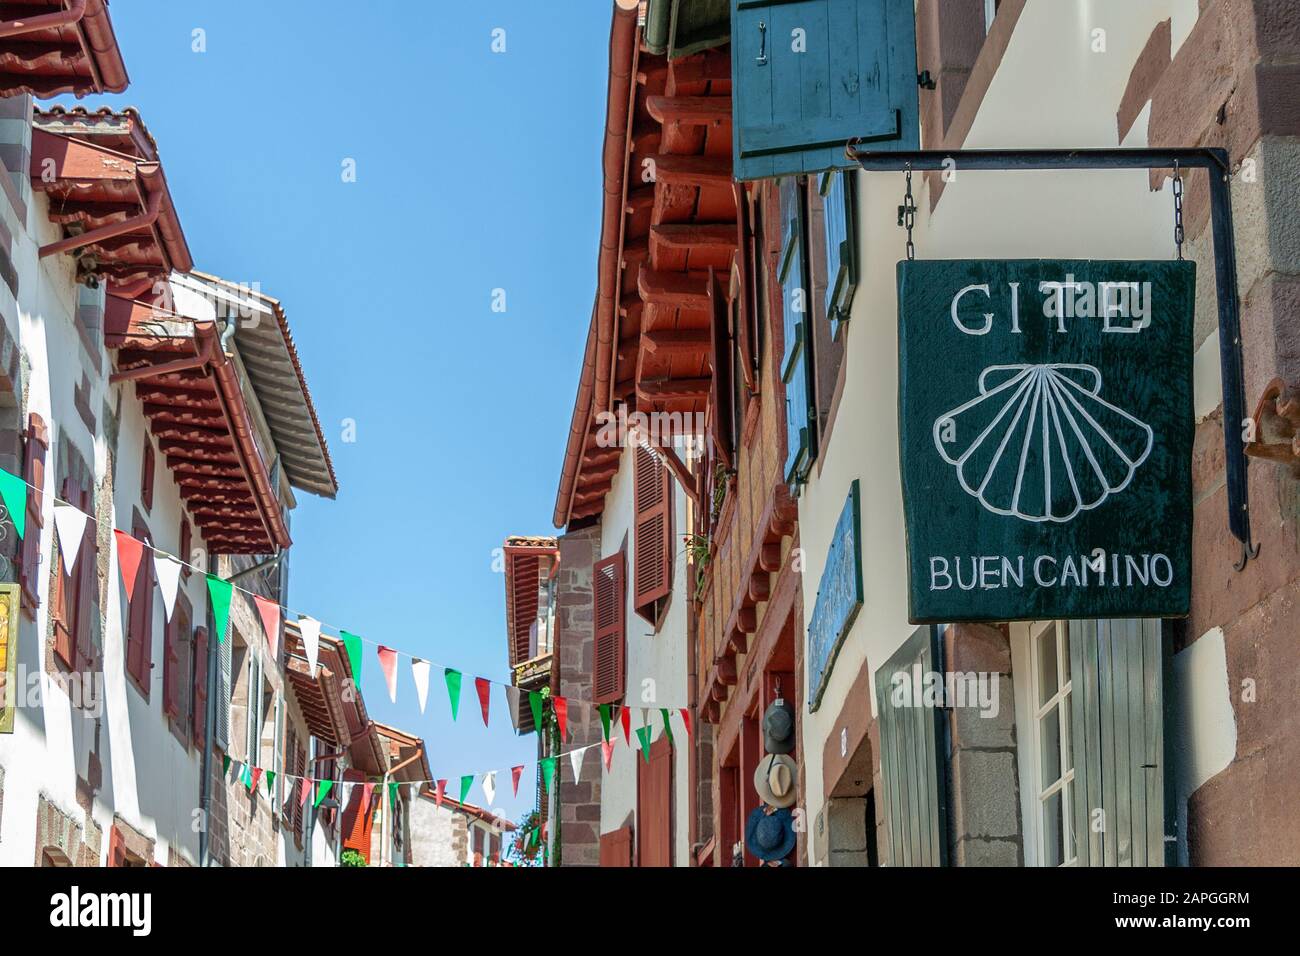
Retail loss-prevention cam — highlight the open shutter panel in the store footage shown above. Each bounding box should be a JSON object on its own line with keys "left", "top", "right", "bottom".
{"left": 162, "top": 603, "right": 179, "bottom": 718}
{"left": 779, "top": 180, "right": 815, "bottom": 485}
{"left": 74, "top": 482, "right": 96, "bottom": 672}
{"left": 708, "top": 269, "right": 736, "bottom": 469}
{"left": 592, "top": 552, "right": 626, "bottom": 704}
{"left": 126, "top": 518, "right": 153, "bottom": 693}
{"left": 17, "top": 413, "right": 48, "bottom": 618}
{"left": 632, "top": 446, "right": 672, "bottom": 613}
{"left": 192, "top": 626, "right": 208, "bottom": 749}
{"left": 1069, "top": 619, "right": 1168, "bottom": 867}
{"left": 214, "top": 619, "right": 232, "bottom": 749}
{"left": 51, "top": 478, "right": 76, "bottom": 667}
{"left": 821, "top": 171, "right": 856, "bottom": 336}
{"left": 874, "top": 625, "right": 949, "bottom": 866}
{"left": 599, "top": 825, "right": 634, "bottom": 867}
{"left": 731, "top": 0, "right": 919, "bottom": 181}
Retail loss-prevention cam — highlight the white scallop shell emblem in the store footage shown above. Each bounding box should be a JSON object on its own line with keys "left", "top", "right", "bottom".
{"left": 933, "top": 364, "right": 1153, "bottom": 523}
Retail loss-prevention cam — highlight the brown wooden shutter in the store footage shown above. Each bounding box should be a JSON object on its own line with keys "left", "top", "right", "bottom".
{"left": 632, "top": 446, "right": 672, "bottom": 617}
{"left": 140, "top": 436, "right": 154, "bottom": 512}
{"left": 73, "top": 482, "right": 96, "bottom": 673}
{"left": 17, "top": 413, "right": 48, "bottom": 618}
{"left": 162, "top": 598, "right": 180, "bottom": 718}
{"left": 126, "top": 514, "right": 153, "bottom": 696}
{"left": 599, "top": 825, "right": 633, "bottom": 867}
{"left": 51, "top": 478, "right": 76, "bottom": 668}
{"left": 179, "top": 516, "right": 192, "bottom": 579}
{"left": 592, "top": 551, "right": 626, "bottom": 704}
{"left": 192, "top": 626, "right": 209, "bottom": 749}
{"left": 340, "top": 769, "right": 374, "bottom": 862}
{"left": 292, "top": 742, "right": 306, "bottom": 840}
{"left": 637, "top": 736, "right": 673, "bottom": 867}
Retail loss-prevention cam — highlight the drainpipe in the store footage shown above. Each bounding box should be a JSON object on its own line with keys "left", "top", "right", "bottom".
{"left": 198, "top": 556, "right": 221, "bottom": 866}
{"left": 40, "top": 186, "right": 161, "bottom": 259}
{"left": 0, "top": 0, "right": 86, "bottom": 38}
{"left": 379, "top": 746, "right": 424, "bottom": 867}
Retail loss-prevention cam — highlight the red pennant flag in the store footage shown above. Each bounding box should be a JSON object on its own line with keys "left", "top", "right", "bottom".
{"left": 248, "top": 767, "right": 263, "bottom": 792}
{"left": 114, "top": 530, "right": 145, "bottom": 603}
{"left": 435, "top": 779, "right": 447, "bottom": 807}
{"left": 620, "top": 705, "right": 631, "bottom": 746}
{"left": 601, "top": 739, "right": 615, "bottom": 771}
{"left": 377, "top": 646, "right": 399, "bottom": 702}
{"left": 361, "top": 782, "right": 376, "bottom": 817}
{"left": 511, "top": 765, "right": 524, "bottom": 796}
{"left": 475, "top": 677, "right": 491, "bottom": 727}
{"left": 680, "top": 707, "right": 692, "bottom": 740}
{"left": 554, "top": 696, "right": 569, "bottom": 741}
{"left": 253, "top": 595, "right": 281, "bottom": 659}
{"left": 298, "top": 777, "right": 313, "bottom": 808}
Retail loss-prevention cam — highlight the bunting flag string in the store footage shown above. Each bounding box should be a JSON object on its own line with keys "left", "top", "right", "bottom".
{"left": 411, "top": 658, "right": 431, "bottom": 713}
{"left": 206, "top": 574, "right": 233, "bottom": 645}
{"left": 510, "top": 765, "right": 523, "bottom": 796}
{"left": 620, "top": 705, "right": 632, "bottom": 747}
{"left": 445, "top": 668, "right": 462, "bottom": 721}
{"left": 52, "top": 504, "right": 87, "bottom": 574}
{"left": 298, "top": 616, "right": 321, "bottom": 675}
{"left": 0, "top": 467, "right": 25, "bottom": 538}
{"left": 636, "top": 726, "right": 653, "bottom": 762}
{"left": 569, "top": 746, "right": 584, "bottom": 784}
{"left": 155, "top": 553, "right": 182, "bottom": 623}
{"left": 458, "top": 774, "right": 473, "bottom": 805}
{"left": 253, "top": 594, "right": 281, "bottom": 658}
{"left": 341, "top": 631, "right": 363, "bottom": 682}
{"left": 482, "top": 771, "right": 496, "bottom": 806}
{"left": 554, "top": 696, "right": 569, "bottom": 742}
{"left": 475, "top": 677, "right": 491, "bottom": 727}
{"left": 114, "top": 530, "right": 144, "bottom": 603}
{"left": 377, "top": 646, "right": 398, "bottom": 703}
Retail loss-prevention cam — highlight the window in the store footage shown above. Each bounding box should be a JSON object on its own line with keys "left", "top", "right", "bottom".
{"left": 17, "top": 413, "right": 48, "bottom": 619}
{"left": 592, "top": 551, "right": 626, "bottom": 704}
{"left": 819, "top": 171, "right": 857, "bottom": 338}
{"left": 125, "top": 512, "right": 154, "bottom": 698}
{"left": 163, "top": 595, "right": 193, "bottom": 744}
{"left": 140, "top": 435, "right": 154, "bottom": 512}
{"left": 52, "top": 475, "right": 95, "bottom": 673}
{"left": 632, "top": 445, "right": 672, "bottom": 625}
{"left": 1023, "top": 621, "right": 1077, "bottom": 867}
{"left": 779, "top": 177, "right": 816, "bottom": 487}
{"left": 245, "top": 649, "right": 264, "bottom": 771}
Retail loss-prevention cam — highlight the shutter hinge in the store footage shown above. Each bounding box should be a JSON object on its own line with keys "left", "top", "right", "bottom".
{"left": 918, "top": 70, "right": 937, "bottom": 91}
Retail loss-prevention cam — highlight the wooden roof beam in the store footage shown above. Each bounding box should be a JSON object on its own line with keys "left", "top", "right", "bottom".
{"left": 650, "top": 154, "right": 732, "bottom": 189}
{"left": 643, "top": 329, "right": 711, "bottom": 356}
{"left": 638, "top": 269, "right": 712, "bottom": 310}
{"left": 637, "top": 377, "right": 711, "bottom": 403}
{"left": 646, "top": 95, "right": 731, "bottom": 127}
{"left": 650, "top": 223, "right": 737, "bottom": 254}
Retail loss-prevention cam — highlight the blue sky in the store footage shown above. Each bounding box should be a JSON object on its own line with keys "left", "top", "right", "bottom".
{"left": 90, "top": 1, "right": 614, "bottom": 825}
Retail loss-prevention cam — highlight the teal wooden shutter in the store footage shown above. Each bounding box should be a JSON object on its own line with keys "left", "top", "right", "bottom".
{"left": 214, "top": 623, "right": 232, "bottom": 749}
{"left": 820, "top": 171, "right": 856, "bottom": 338}
{"left": 1069, "top": 619, "right": 1169, "bottom": 866}
{"left": 874, "top": 625, "right": 949, "bottom": 866}
{"left": 732, "top": 0, "right": 920, "bottom": 181}
{"left": 779, "top": 178, "right": 815, "bottom": 485}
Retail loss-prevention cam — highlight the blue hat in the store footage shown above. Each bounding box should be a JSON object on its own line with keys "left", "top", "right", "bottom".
{"left": 745, "top": 805, "right": 796, "bottom": 863}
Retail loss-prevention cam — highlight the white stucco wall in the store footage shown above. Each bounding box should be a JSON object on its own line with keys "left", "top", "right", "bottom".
{"left": 597, "top": 440, "right": 692, "bottom": 865}
{"left": 796, "top": 0, "right": 1205, "bottom": 862}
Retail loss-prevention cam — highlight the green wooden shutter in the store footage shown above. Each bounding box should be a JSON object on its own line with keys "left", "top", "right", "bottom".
{"left": 820, "top": 171, "right": 856, "bottom": 338}
{"left": 214, "top": 622, "right": 232, "bottom": 750}
{"left": 780, "top": 178, "right": 815, "bottom": 485}
{"left": 874, "top": 625, "right": 949, "bottom": 867}
{"left": 1068, "top": 619, "right": 1169, "bottom": 867}
{"left": 732, "top": 0, "right": 919, "bottom": 181}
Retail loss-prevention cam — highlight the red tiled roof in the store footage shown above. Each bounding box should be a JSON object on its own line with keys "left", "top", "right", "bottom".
{"left": 0, "top": 0, "right": 129, "bottom": 99}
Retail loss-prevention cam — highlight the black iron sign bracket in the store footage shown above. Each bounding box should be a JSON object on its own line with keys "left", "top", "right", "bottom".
{"left": 847, "top": 146, "right": 1256, "bottom": 571}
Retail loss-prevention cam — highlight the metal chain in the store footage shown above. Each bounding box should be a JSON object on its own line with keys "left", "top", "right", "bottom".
{"left": 1173, "top": 160, "right": 1185, "bottom": 260}
{"left": 903, "top": 163, "right": 916, "bottom": 260}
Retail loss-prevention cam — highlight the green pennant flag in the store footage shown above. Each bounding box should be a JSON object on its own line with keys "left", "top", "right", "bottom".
{"left": 222, "top": 754, "right": 231, "bottom": 778}
{"left": 636, "top": 726, "right": 652, "bottom": 763}
{"left": 599, "top": 704, "right": 612, "bottom": 743}
{"left": 528, "top": 691, "right": 544, "bottom": 733}
{"left": 239, "top": 762, "right": 252, "bottom": 787}
{"left": 341, "top": 631, "right": 363, "bottom": 682}
{"left": 540, "top": 757, "right": 556, "bottom": 794}
{"left": 265, "top": 771, "right": 276, "bottom": 794}
{"left": 444, "top": 668, "right": 462, "bottom": 720}
{"left": 0, "top": 467, "right": 26, "bottom": 540}
{"left": 206, "top": 574, "right": 233, "bottom": 645}
{"left": 660, "top": 708, "right": 674, "bottom": 747}
{"left": 389, "top": 781, "right": 399, "bottom": 810}
{"left": 313, "top": 779, "right": 334, "bottom": 808}
{"left": 459, "top": 774, "right": 473, "bottom": 805}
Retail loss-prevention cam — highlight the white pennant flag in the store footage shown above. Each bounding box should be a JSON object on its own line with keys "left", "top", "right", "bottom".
{"left": 154, "top": 553, "right": 183, "bottom": 622}
{"left": 299, "top": 616, "right": 322, "bottom": 675}
{"left": 482, "top": 771, "right": 496, "bottom": 807}
{"left": 411, "top": 658, "right": 431, "bottom": 713}
{"left": 570, "top": 746, "right": 586, "bottom": 784}
{"left": 340, "top": 781, "right": 354, "bottom": 808}
{"left": 504, "top": 685, "right": 522, "bottom": 731}
{"left": 52, "top": 504, "right": 88, "bottom": 575}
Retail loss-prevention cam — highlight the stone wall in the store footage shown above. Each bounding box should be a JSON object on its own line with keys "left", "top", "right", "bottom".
{"left": 555, "top": 524, "right": 601, "bottom": 866}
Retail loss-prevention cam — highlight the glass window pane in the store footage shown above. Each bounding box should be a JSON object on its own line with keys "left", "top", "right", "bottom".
{"left": 1042, "top": 790, "right": 1064, "bottom": 867}
{"left": 1064, "top": 781, "right": 1076, "bottom": 862}
{"left": 1037, "top": 627, "right": 1058, "bottom": 705}
{"left": 1062, "top": 696, "right": 1073, "bottom": 772}
{"left": 1040, "top": 705, "right": 1062, "bottom": 788}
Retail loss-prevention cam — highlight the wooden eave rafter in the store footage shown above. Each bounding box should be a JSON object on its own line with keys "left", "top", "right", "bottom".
{"left": 0, "top": 0, "right": 129, "bottom": 98}
{"left": 104, "top": 293, "right": 289, "bottom": 554}
{"left": 554, "top": 18, "right": 737, "bottom": 529}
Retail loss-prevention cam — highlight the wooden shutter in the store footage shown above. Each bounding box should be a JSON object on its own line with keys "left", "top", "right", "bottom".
{"left": 73, "top": 482, "right": 96, "bottom": 673}
{"left": 731, "top": 0, "right": 920, "bottom": 180}
{"left": 1069, "top": 619, "right": 1169, "bottom": 866}
{"left": 874, "top": 625, "right": 948, "bottom": 867}
{"left": 632, "top": 445, "right": 672, "bottom": 616}
{"left": 140, "top": 435, "right": 154, "bottom": 512}
{"left": 599, "top": 825, "right": 634, "bottom": 867}
{"left": 779, "top": 179, "right": 815, "bottom": 484}
{"left": 163, "top": 597, "right": 191, "bottom": 720}
{"left": 192, "top": 626, "right": 209, "bottom": 749}
{"left": 214, "top": 622, "right": 231, "bottom": 749}
{"left": 51, "top": 478, "right": 76, "bottom": 668}
{"left": 126, "top": 515, "right": 153, "bottom": 696}
{"left": 341, "top": 770, "right": 376, "bottom": 863}
{"left": 17, "top": 413, "right": 48, "bottom": 618}
{"left": 637, "top": 736, "right": 673, "bottom": 867}
{"left": 820, "top": 170, "right": 857, "bottom": 337}
{"left": 179, "top": 517, "right": 192, "bottom": 579}
{"left": 708, "top": 269, "right": 736, "bottom": 468}
{"left": 592, "top": 552, "right": 626, "bottom": 704}
{"left": 291, "top": 741, "right": 306, "bottom": 840}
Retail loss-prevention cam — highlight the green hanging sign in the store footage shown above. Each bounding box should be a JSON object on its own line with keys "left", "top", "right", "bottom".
{"left": 898, "top": 259, "right": 1195, "bottom": 623}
